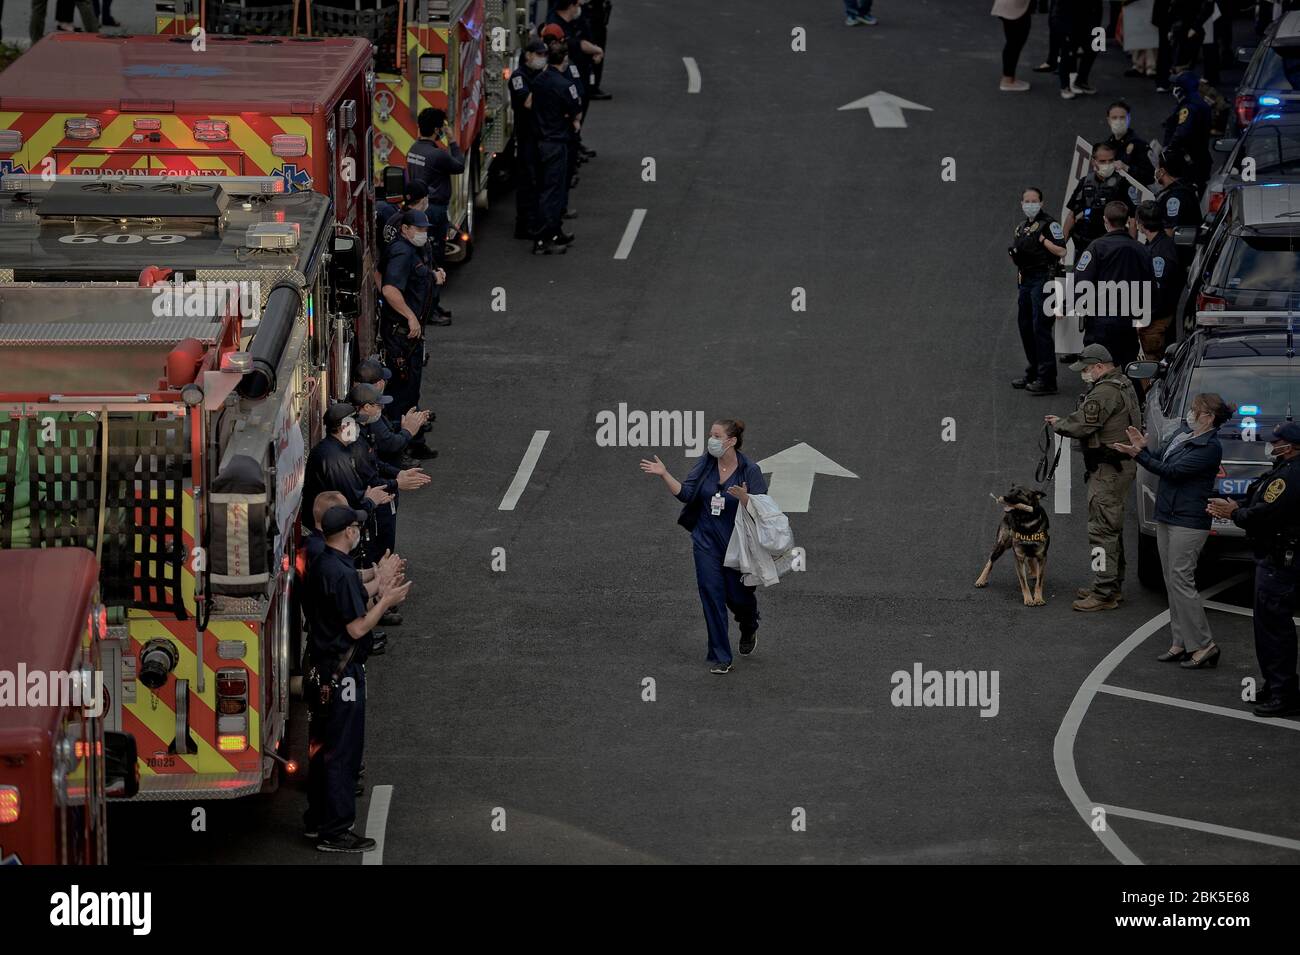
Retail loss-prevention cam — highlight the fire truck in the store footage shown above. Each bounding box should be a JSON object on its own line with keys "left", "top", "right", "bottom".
{"left": 0, "top": 548, "right": 138, "bottom": 864}
{"left": 157, "top": 0, "right": 529, "bottom": 262}
{"left": 0, "top": 31, "right": 376, "bottom": 367}
{"left": 0, "top": 173, "right": 339, "bottom": 800}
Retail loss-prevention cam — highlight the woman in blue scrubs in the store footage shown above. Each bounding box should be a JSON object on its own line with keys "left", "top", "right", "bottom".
{"left": 641, "top": 419, "right": 768, "bottom": 674}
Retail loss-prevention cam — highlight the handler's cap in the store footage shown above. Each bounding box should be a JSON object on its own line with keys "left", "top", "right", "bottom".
{"left": 1272, "top": 421, "right": 1300, "bottom": 444}
{"left": 347, "top": 381, "right": 392, "bottom": 407}
{"left": 540, "top": 23, "right": 566, "bottom": 41}
{"left": 320, "top": 505, "right": 369, "bottom": 536}
{"left": 356, "top": 357, "right": 392, "bottom": 383}
{"left": 324, "top": 402, "right": 356, "bottom": 430}
{"left": 1069, "top": 343, "right": 1114, "bottom": 370}
{"left": 401, "top": 208, "right": 430, "bottom": 230}
{"left": 525, "top": 39, "right": 548, "bottom": 55}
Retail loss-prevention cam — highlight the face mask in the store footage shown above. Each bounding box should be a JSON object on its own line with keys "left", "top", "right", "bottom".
{"left": 1081, "top": 370, "right": 1094, "bottom": 385}
{"left": 527, "top": 56, "right": 546, "bottom": 70}
{"left": 339, "top": 418, "right": 358, "bottom": 445}
{"left": 1268, "top": 442, "right": 1292, "bottom": 459}
{"left": 1022, "top": 202, "right": 1042, "bottom": 218}
{"left": 408, "top": 231, "right": 429, "bottom": 248}
{"left": 358, "top": 407, "right": 380, "bottom": 425}
{"left": 707, "top": 436, "right": 727, "bottom": 458}
{"left": 1096, "top": 162, "right": 1116, "bottom": 179}
{"left": 348, "top": 527, "right": 363, "bottom": 555}
{"left": 1108, "top": 118, "right": 1128, "bottom": 137}
{"left": 1185, "top": 411, "right": 1201, "bottom": 429}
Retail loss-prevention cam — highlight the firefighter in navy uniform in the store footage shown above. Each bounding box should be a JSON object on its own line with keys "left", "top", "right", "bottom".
{"left": 303, "top": 505, "right": 411, "bottom": 853}
{"left": 510, "top": 41, "right": 548, "bottom": 240}
{"left": 530, "top": 43, "right": 582, "bottom": 254}
{"left": 1152, "top": 149, "right": 1202, "bottom": 268}
{"left": 301, "top": 403, "right": 393, "bottom": 534}
{"left": 1009, "top": 187, "right": 1067, "bottom": 395}
{"left": 1162, "top": 71, "right": 1214, "bottom": 195}
{"left": 1208, "top": 422, "right": 1300, "bottom": 717}
{"left": 1064, "top": 142, "right": 1139, "bottom": 256}
{"left": 356, "top": 357, "right": 432, "bottom": 468}
{"left": 380, "top": 210, "right": 444, "bottom": 426}
{"left": 1073, "top": 200, "right": 1153, "bottom": 370}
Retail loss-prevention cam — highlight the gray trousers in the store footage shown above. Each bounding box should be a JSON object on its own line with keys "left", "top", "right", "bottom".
{"left": 1156, "top": 522, "right": 1214, "bottom": 652}
{"left": 31, "top": 0, "right": 99, "bottom": 45}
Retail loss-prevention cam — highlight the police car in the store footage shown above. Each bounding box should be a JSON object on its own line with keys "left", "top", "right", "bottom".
{"left": 1203, "top": 108, "right": 1300, "bottom": 218}
{"left": 1233, "top": 10, "right": 1300, "bottom": 131}
{"left": 1177, "top": 182, "right": 1300, "bottom": 338}
{"left": 1128, "top": 311, "right": 1298, "bottom": 588}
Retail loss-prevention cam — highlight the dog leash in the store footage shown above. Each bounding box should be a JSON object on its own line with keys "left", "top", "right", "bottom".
{"left": 1034, "top": 420, "right": 1062, "bottom": 489}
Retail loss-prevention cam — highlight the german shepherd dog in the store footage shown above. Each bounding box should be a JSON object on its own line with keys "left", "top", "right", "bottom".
{"left": 974, "top": 485, "right": 1049, "bottom": 606}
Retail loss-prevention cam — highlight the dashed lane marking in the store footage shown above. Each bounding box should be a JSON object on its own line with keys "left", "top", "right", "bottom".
{"left": 362, "top": 784, "right": 394, "bottom": 866}
{"left": 682, "top": 57, "right": 701, "bottom": 93}
{"left": 613, "top": 209, "right": 647, "bottom": 260}
{"left": 499, "top": 430, "right": 550, "bottom": 511}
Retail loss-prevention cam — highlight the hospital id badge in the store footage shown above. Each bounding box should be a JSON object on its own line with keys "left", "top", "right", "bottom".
{"left": 709, "top": 492, "right": 726, "bottom": 516}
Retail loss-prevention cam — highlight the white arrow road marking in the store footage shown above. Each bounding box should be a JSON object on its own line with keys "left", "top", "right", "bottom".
{"left": 837, "top": 91, "right": 933, "bottom": 128}
{"left": 499, "top": 430, "right": 549, "bottom": 510}
{"left": 756, "top": 442, "right": 858, "bottom": 513}
{"left": 613, "top": 209, "right": 646, "bottom": 260}
{"left": 682, "top": 57, "right": 701, "bottom": 93}
{"left": 362, "top": 784, "right": 394, "bottom": 865}
{"left": 1054, "top": 435, "right": 1071, "bottom": 514}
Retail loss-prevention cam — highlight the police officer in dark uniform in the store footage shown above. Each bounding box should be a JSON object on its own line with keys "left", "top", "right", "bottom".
{"left": 1152, "top": 149, "right": 1202, "bottom": 268}
{"left": 530, "top": 42, "right": 581, "bottom": 254}
{"left": 1136, "top": 200, "right": 1185, "bottom": 365}
{"left": 1009, "top": 186, "right": 1067, "bottom": 395}
{"left": 1162, "top": 71, "right": 1213, "bottom": 194}
{"left": 1073, "top": 200, "right": 1153, "bottom": 370}
{"left": 1102, "top": 100, "right": 1156, "bottom": 187}
{"left": 510, "top": 40, "right": 549, "bottom": 240}
{"left": 585, "top": 0, "right": 613, "bottom": 98}
{"left": 380, "top": 210, "right": 444, "bottom": 423}
{"left": 301, "top": 403, "right": 394, "bottom": 534}
{"left": 1065, "top": 142, "right": 1140, "bottom": 255}
{"left": 303, "top": 504, "right": 411, "bottom": 852}
{"left": 1208, "top": 422, "right": 1300, "bottom": 717}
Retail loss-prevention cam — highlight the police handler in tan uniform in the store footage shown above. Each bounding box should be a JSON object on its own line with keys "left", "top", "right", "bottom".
{"left": 1045, "top": 343, "right": 1143, "bottom": 611}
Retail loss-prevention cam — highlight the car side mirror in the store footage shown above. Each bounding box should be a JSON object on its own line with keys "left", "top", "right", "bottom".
{"left": 381, "top": 165, "right": 406, "bottom": 204}
{"left": 1213, "top": 137, "right": 1238, "bottom": 153}
{"left": 104, "top": 730, "right": 139, "bottom": 798}
{"left": 1125, "top": 360, "right": 1160, "bottom": 380}
{"left": 1237, "top": 46, "right": 1257, "bottom": 61}
{"left": 1173, "top": 225, "right": 1198, "bottom": 247}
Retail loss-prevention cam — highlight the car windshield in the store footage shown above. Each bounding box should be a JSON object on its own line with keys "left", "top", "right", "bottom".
{"left": 1258, "top": 44, "right": 1300, "bottom": 90}
{"left": 1212, "top": 235, "right": 1300, "bottom": 290}
{"left": 1242, "top": 121, "right": 1300, "bottom": 173}
{"left": 1187, "top": 363, "right": 1296, "bottom": 462}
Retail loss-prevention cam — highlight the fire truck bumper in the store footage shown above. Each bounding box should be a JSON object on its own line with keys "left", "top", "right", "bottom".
{"left": 122, "top": 772, "right": 264, "bottom": 801}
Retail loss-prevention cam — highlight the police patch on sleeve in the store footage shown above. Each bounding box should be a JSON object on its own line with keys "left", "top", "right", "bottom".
{"left": 569, "top": 85, "right": 580, "bottom": 100}
{"left": 1050, "top": 222, "right": 1065, "bottom": 241}
{"left": 1128, "top": 185, "right": 1140, "bottom": 203}
{"left": 1264, "top": 478, "right": 1287, "bottom": 503}
{"left": 1083, "top": 399, "right": 1101, "bottom": 424}
{"left": 1152, "top": 255, "right": 1166, "bottom": 278}
{"left": 1166, "top": 196, "right": 1180, "bottom": 218}
{"left": 1178, "top": 107, "right": 1189, "bottom": 124}
{"left": 1075, "top": 249, "right": 1092, "bottom": 272}
{"left": 511, "top": 75, "right": 524, "bottom": 90}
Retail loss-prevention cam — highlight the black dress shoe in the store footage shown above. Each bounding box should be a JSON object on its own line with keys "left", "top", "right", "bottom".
{"left": 1156, "top": 647, "right": 1188, "bottom": 662}
{"left": 588, "top": 89, "right": 612, "bottom": 100}
{"left": 738, "top": 630, "right": 757, "bottom": 655}
{"left": 380, "top": 610, "right": 403, "bottom": 627}
{"left": 436, "top": 306, "right": 452, "bottom": 318}
{"left": 1253, "top": 696, "right": 1300, "bottom": 718}
{"left": 554, "top": 231, "right": 575, "bottom": 245}
{"left": 407, "top": 442, "right": 438, "bottom": 460}
{"left": 1180, "top": 645, "right": 1220, "bottom": 669}
{"left": 569, "top": 174, "right": 580, "bottom": 189}
{"left": 355, "top": 784, "right": 365, "bottom": 797}
{"left": 580, "top": 146, "right": 598, "bottom": 157}
{"left": 532, "top": 237, "right": 566, "bottom": 255}
{"left": 563, "top": 208, "right": 578, "bottom": 219}
{"left": 369, "top": 632, "right": 388, "bottom": 656}
{"left": 1026, "top": 380, "right": 1058, "bottom": 395}
{"left": 428, "top": 314, "right": 452, "bottom": 326}
{"left": 1012, "top": 377, "right": 1031, "bottom": 389}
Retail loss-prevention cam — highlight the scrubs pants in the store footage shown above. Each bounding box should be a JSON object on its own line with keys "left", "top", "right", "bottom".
{"left": 693, "top": 542, "right": 759, "bottom": 666}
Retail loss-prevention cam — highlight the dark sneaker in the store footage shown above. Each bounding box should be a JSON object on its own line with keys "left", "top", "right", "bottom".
{"left": 369, "top": 632, "right": 388, "bottom": 655}
{"left": 380, "top": 610, "right": 402, "bottom": 627}
{"left": 1253, "top": 697, "right": 1300, "bottom": 718}
{"left": 738, "top": 630, "right": 757, "bottom": 655}
{"left": 709, "top": 662, "right": 733, "bottom": 675}
{"left": 406, "top": 442, "right": 438, "bottom": 460}
{"left": 554, "top": 231, "right": 576, "bottom": 245}
{"left": 1011, "top": 377, "right": 1032, "bottom": 389}
{"left": 427, "top": 314, "right": 452, "bottom": 326}
{"left": 1026, "top": 380, "right": 1058, "bottom": 395}
{"left": 532, "top": 238, "right": 565, "bottom": 255}
{"left": 436, "top": 306, "right": 452, "bottom": 318}
{"left": 317, "top": 831, "right": 377, "bottom": 853}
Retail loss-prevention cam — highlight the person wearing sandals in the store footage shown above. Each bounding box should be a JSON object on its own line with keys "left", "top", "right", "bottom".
{"left": 641, "top": 419, "right": 768, "bottom": 675}
{"left": 1112, "top": 392, "right": 1233, "bottom": 668}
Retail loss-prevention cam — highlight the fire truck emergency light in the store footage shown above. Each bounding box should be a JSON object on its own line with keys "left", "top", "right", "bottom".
{"left": 270, "top": 134, "right": 307, "bottom": 157}
{"left": 246, "top": 222, "right": 299, "bottom": 249}
{"left": 133, "top": 118, "right": 162, "bottom": 131}
{"left": 64, "top": 118, "right": 101, "bottom": 141}
{"left": 0, "top": 785, "right": 19, "bottom": 824}
{"left": 0, "top": 129, "right": 22, "bottom": 151}
{"left": 193, "top": 120, "right": 230, "bottom": 142}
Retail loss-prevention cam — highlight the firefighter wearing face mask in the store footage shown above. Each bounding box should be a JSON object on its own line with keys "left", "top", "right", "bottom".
{"left": 1045, "top": 344, "right": 1143, "bottom": 611}
{"left": 1208, "top": 422, "right": 1300, "bottom": 717}
{"left": 301, "top": 403, "right": 395, "bottom": 535}
{"left": 380, "top": 210, "right": 445, "bottom": 422}
{"left": 1064, "top": 142, "right": 1140, "bottom": 256}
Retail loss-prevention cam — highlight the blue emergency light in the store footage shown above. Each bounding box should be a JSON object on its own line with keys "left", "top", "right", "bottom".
{"left": 1260, "top": 95, "right": 1282, "bottom": 106}
{"left": 1239, "top": 404, "right": 1260, "bottom": 416}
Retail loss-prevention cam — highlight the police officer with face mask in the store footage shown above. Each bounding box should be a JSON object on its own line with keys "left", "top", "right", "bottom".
{"left": 1010, "top": 187, "right": 1067, "bottom": 395}
{"left": 1136, "top": 200, "right": 1185, "bottom": 365}
{"left": 1162, "top": 71, "right": 1213, "bottom": 194}
{"left": 1208, "top": 422, "right": 1300, "bottom": 717}
{"left": 1101, "top": 100, "right": 1155, "bottom": 187}
{"left": 1065, "top": 142, "right": 1140, "bottom": 255}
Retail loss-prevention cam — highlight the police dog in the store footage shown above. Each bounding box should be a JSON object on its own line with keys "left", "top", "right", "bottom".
{"left": 974, "top": 485, "right": 1049, "bottom": 606}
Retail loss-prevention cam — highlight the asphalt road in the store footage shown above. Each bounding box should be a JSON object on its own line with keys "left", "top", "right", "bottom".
{"left": 105, "top": 0, "right": 1300, "bottom": 865}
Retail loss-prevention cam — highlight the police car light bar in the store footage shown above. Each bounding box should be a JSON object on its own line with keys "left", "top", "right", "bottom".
{"left": 0, "top": 174, "right": 286, "bottom": 195}
{"left": 1195, "top": 310, "right": 1297, "bottom": 327}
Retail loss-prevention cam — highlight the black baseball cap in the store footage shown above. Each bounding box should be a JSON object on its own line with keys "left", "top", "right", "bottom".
{"left": 401, "top": 209, "right": 430, "bottom": 229}
{"left": 320, "top": 505, "right": 369, "bottom": 536}
{"left": 525, "top": 39, "right": 547, "bottom": 55}
{"left": 356, "top": 357, "right": 392, "bottom": 383}
{"left": 347, "top": 382, "right": 393, "bottom": 407}
{"left": 404, "top": 181, "right": 428, "bottom": 204}
{"left": 1273, "top": 421, "right": 1300, "bottom": 444}
{"left": 324, "top": 402, "right": 356, "bottom": 430}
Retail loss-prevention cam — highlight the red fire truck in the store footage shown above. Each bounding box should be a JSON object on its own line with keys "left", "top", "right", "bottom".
{"left": 0, "top": 548, "right": 138, "bottom": 865}
{"left": 0, "top": 32, "right": 377, "bottom": 366}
